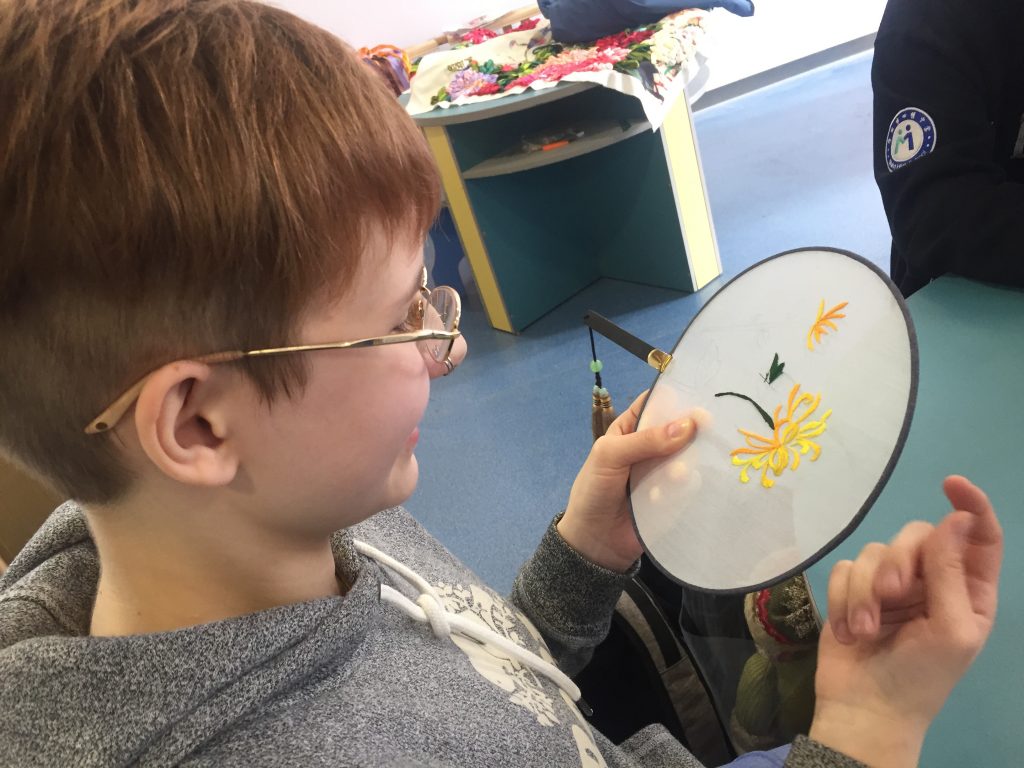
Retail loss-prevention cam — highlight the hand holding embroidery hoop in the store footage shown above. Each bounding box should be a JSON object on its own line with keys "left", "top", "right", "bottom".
{"left": 627, "top": 248, "right": 918, "bottom": 594}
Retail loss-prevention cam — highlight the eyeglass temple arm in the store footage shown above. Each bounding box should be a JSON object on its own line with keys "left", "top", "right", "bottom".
{"left": 582, "top": 311, "right": 672, "bottom": 373}
{"left": 242, "top": 330, "right": 461, "bottom": 358}
{"left": 83, "top": 331, "right": 463, "bottom": 434}
{"left": 84, "top": 350, "right": 249, "bottom": 434}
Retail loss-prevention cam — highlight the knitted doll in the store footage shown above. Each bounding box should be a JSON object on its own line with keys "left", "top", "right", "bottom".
{"left": 730, "top": 573, "right": 820, "bottom": 753}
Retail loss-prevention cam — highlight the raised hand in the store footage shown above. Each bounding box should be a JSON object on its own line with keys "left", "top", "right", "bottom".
{"left": 809, "top": 476, "right": 1003, "bottom": 767}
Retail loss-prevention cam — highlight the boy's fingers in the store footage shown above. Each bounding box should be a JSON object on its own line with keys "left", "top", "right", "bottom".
{"left": 875, "top": 521, "right": 933, "bottom": 599}
{"left": 921, "top": 511, "right": 976, "bottom": 638}
{"left": 943, "top": 475, "right": 1003, "bottom": 620}
{"left": 826, "top": 559, "right": 854, "bottom": 644}
{"left": 943, "top": 476, "right": 1001, "bottom": 545}
{"left": 847, "top": 542, "right": 886, "bottom": 637}
{"left": 593, "top": 415, "right": 696, "bottom": 471}
{"left": 878, "top": 583, "right": 926, "bottom": 625}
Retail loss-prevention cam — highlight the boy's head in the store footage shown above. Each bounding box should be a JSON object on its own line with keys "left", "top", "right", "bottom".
{"left": 0, "top": 0, "right": 441, "bottom": 505}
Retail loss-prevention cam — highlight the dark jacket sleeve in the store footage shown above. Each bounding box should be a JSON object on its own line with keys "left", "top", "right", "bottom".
{"left": 873, "top": 0, "right": 1024, "bottom": 293}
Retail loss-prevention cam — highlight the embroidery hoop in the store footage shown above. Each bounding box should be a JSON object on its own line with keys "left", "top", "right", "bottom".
{"left": 629, "top": 248, "right": 918, "bottom": 594}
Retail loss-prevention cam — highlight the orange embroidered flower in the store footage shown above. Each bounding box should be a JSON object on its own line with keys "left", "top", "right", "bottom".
{"left": 730, "top": 383, "right": 832, "bottom": 488}
{"left": 807, "top": 300, "right": 848, "bottom": 350}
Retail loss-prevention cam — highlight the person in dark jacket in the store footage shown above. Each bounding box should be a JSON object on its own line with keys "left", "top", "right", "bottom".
{"left": 873, "top": 0, "right": 1024, "bottom": 296}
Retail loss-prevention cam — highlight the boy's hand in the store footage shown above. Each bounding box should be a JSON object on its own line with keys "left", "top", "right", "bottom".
{"left": 558, "top": 391, "right": 696, "bottom": 572}
{"left": 809, "top": 476, "right": 1003, "bottom": 767}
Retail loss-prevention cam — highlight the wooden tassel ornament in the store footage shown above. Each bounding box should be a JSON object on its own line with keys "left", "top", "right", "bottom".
{"left": 592, "top": 385, "right": 617, "bottom": 441}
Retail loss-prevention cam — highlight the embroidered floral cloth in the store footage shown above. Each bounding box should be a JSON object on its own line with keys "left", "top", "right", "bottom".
{"left": 405, "top": 11, "right": 707, "bottom": 129}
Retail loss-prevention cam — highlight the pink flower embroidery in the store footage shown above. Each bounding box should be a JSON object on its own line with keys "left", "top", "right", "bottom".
{"left": 594, "top": 29, "right": 655, "bottom": 50}
{"left": 510, "top": 18, "right": 541, "bottom": 32}
{"left": 461, "top": 28, "right": 498, "bottom": 45}
{"left": 507, "top": 46, "right": 630, "bottom": 89}
{"left": 471, "top": 82, "right": 501, "bottom": 96}
{"left": 446, "top": 69, "right": 499, "bottom": 99}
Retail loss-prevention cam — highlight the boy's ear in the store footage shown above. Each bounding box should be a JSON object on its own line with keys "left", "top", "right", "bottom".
{"left": 133, "top": 361, "right": 240, "bottom": 487}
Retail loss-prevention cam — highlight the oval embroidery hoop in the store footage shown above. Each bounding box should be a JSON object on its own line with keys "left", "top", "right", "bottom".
{"left": 629, "top": 248, "right": 918, "bottom": 594}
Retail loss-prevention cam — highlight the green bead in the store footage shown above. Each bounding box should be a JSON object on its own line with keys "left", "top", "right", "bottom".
{"left": 589, "top": 359, "right": 603, "bottom": 373}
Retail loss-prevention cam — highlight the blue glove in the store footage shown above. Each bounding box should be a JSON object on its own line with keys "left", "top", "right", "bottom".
{"left": 539, "top": 0, "right": 755, "bottom": 44}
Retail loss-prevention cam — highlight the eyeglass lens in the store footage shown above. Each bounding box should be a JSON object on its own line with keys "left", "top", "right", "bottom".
{"left": 419, "top": 288, "right": 458, "bottom": 362}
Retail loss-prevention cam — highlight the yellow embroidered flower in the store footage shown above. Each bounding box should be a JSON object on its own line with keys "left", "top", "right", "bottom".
{"left": 730, "top": 384, "right": 832, "bottom": 488}
{"left": 807, "top": 300, "right": 848, "bottom": 350}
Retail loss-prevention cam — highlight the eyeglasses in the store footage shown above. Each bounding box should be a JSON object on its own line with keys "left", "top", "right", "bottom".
{"left": 84, "top": 267, "right": 461, "bottom": 435}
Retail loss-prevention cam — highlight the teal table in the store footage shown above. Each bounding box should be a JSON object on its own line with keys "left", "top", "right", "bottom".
{"left": 806, "top": 277, "right": 1024, "bottom": 766}
{"left": 410, "top": 82, "right": 721, "bottom": 332}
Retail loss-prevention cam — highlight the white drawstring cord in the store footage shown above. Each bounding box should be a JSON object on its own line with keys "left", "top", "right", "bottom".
{"left": 354, "top": 539, "right": 584, "bottom": 707}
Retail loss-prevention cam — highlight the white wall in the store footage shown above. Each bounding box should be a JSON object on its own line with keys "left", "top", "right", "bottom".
{"left": 701, "top": 0, "right": 887, "bottom": 92}
{"left": 268, "top": 1, "right": 522, "bottom": 49}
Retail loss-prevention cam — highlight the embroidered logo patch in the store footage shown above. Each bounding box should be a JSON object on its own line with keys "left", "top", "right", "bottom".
{"left": 886, "top": 108, "right": 937, "bottom": 171}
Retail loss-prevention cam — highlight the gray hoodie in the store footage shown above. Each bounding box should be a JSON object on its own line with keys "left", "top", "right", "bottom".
{"left": 0, "top": 502, "right": 860, "bottom": 767}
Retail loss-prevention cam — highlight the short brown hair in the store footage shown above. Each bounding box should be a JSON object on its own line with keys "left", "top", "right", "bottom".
{"left": 0, "top": 0, "right": 440, "bottom": 502}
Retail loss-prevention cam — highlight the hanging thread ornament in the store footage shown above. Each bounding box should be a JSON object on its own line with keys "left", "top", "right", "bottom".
{"left": 589, "top": 327, "right": 617, "bottom": 441}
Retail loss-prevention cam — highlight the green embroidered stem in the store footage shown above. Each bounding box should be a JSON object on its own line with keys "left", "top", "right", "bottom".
{"left": 715, "top": 392, "right": 775, "bottom": 430}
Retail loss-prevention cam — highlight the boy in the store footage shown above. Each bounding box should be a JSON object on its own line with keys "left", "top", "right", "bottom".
{"left": 0, "top": 1, "right": 1003, "bottom": 765}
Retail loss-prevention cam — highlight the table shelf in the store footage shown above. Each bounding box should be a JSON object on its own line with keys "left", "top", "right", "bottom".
{"left": 462, "top": 118, "right": 651, "bottom": 179}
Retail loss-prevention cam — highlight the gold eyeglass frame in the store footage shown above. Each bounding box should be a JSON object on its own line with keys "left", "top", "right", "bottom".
{"left": 84, "top": 268, "right": 462, "bottom": 435}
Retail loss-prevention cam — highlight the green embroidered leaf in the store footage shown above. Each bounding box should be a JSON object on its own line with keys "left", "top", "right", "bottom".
{"left": 763, "top": 353, "right": 786, "bottom": 385}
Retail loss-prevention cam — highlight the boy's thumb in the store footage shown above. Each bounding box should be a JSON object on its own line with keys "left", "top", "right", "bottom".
{"left": 597, "top": 418, "right": 695, "bottom": 470}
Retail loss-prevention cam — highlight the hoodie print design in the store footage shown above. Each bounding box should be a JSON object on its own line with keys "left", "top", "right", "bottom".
{"left": 436, "top": 581, "right": 608, "bottom": 768}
